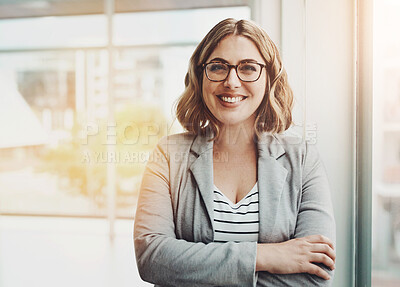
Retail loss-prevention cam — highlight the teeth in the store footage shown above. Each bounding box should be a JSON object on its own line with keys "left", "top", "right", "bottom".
{"left": 220, "top": 96, "right": 244, "bottom": 103}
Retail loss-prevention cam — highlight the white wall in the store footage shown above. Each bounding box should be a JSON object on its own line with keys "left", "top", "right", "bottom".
{"left": 255, "top": 1, "right": 355, "bottom": 286}
{"left": 303, "top": 2, "right": 355, "bottom": 285}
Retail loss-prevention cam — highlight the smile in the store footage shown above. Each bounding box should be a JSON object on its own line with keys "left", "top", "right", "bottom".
{"left": 217, "top": 95, "right": 246, "bottom": 103}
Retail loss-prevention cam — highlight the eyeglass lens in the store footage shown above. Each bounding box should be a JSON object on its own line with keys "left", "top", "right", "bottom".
{"left": 205, "top": 62, "right": 262, "bottom": 82}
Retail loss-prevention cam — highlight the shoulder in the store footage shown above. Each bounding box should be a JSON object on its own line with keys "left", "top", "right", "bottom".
{"left": 259, "top": 129, "right": 304, "bottom": 154}
{"left": 273, "top": 132, "right": 304, "bottom": 148}
{"left": 270, "top": 131, "right": 321, "bottom": 166}
{"left": 269, "top": 132, "right": 327, "bottom": 186}
{"left": 156, "top": 132, "right": 197, "bottom": 154}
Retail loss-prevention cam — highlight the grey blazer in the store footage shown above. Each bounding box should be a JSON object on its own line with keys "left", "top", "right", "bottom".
{"left": 134, "top": 132, "right": 336, "bottom": 287}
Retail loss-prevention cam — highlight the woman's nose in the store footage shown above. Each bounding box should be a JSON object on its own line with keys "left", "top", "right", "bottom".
{"left": 224, "top": 67, "right": 242, "bottom": 89}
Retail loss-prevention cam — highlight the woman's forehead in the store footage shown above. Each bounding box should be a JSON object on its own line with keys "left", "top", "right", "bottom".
{"left": 207, "top": 35, "right": 265, "bottom": 64}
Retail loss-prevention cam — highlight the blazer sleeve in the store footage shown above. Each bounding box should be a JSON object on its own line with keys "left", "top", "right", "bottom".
{"left": 292, "top": 142, "right": 336, "bottom": 286}
{"left": 133, "top": 138, "right": 258, "bottom": 287}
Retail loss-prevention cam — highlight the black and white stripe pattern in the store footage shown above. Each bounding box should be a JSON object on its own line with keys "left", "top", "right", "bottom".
{"left": 213, "top": 183, "right": 259, "bottom": 243}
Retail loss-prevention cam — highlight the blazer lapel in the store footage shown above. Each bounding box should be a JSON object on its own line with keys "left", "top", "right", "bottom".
{"left": 257, "top": 133, "right": 288, "bottom": 242}
{"left": 189, "top": 135, "right": 215, "bottom": 227}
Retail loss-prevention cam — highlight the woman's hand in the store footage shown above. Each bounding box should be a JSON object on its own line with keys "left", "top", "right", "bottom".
{"left": 256, "top": 234, "right": 336, "bottom": 280}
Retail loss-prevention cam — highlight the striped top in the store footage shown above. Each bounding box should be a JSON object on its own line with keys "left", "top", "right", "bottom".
{"left": 213, "top": 182, "right": 259, "bottom": 243}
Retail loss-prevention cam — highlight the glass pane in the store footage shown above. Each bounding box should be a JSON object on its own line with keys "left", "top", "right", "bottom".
{"left": 0, "top": 50, "right": 109, "bottom": 216}
{"left": 112, "top": 46, "right": 193, "bottom": 217}
{"left": 372, "top": 0, "right": 400, "bottom": 285}
{"left": 0, "top": 15, "right": 107, "bottom": 50}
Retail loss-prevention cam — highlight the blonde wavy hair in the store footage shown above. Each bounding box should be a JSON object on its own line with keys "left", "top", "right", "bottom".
{"left": 175, "top": 18, "right": 293, "bottom": 139}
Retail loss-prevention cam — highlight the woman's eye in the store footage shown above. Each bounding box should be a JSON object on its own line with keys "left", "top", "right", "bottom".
{"left": 209, "top": 63, "right": 227, "bottom": 72}
{"left": 239, "top": 64, "right": 257, "bottom": 72}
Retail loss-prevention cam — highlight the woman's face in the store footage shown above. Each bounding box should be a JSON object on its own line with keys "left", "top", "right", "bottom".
{"left": 202, "top": 35, "right": 267, "bottom": 129}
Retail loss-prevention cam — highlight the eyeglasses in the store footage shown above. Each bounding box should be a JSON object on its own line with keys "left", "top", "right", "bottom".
{"left": 203, "top": 61, "right": 266, "bottom": 82}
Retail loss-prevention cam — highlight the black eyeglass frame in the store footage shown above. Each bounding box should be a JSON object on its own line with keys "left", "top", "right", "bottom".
{"left": 202, "top": 61, "right": 266, "bottom": 82}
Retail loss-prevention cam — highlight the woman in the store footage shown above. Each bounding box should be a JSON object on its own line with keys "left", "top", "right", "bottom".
{"left": 134, "top": 18, "right": 336, "bottom": 287}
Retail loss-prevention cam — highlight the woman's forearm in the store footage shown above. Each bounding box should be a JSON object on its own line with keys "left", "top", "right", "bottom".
{"left": 135, "top": 233, "right": 258, "bottom": 286}
{"left": 256, "top": 235, "right": 335, "bottom": 280}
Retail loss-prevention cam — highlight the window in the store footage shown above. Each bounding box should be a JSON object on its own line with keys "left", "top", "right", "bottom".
{"left": 0, "top": 6, "right": 251, "bottom": 218}
{"left": 372, "top": 0, "right": 400, "bottom": 285}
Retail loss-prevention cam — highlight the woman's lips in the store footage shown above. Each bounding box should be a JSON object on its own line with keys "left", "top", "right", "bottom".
{"left": 216, "top": 94, "right": 247, "bottom": 105}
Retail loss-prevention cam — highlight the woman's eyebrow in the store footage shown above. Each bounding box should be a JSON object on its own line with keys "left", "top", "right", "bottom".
{"left": 208, "top": 57, "right": 259, "bottom": 64}
{"left": 208, "top": 57, "right": 228, "bottom": 63}
{"left": 240, "top": 58, "right": 258, "bottom": 63}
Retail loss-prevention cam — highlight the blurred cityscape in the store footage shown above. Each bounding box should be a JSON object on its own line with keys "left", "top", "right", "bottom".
{"left": 0, "top": 6, "right": 251, "bottom": 217}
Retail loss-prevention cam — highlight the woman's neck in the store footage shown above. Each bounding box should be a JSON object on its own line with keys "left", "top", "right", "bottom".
{"left": 214, "top": 122, "right": 257, "bottom": 152}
